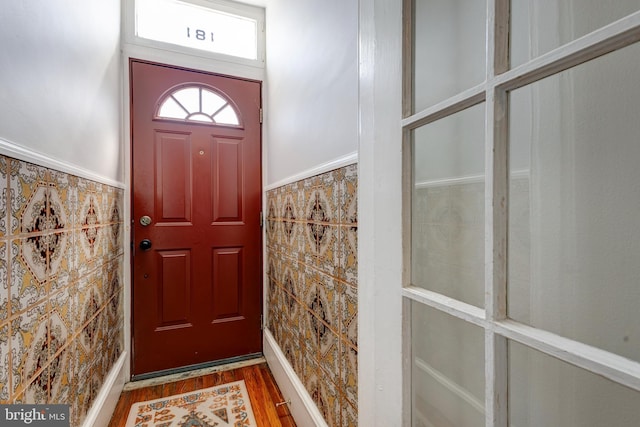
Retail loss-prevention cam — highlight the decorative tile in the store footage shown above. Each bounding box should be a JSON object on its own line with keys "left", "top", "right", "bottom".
{"left": 339, "top": 226, "right": 358, "bottom": 286}
{"left": 316, "top": 225, "right": 339, "bottom": 277}
{"left": 51, "top": 286, "right": 75, "bottom": 344}
{"left": 23, "top": 365, "right": 49, "bottom": 404}
{"left": 49, "top": 344, "right": 72, "bottom": 404}
{"left": 319, "top": 327, "right": 340, "bottom": 385}
{"left": 76, "top": 226, "right": 104, "bottom": 277}
{"left": 303, "top": 277, "right": 319, "bottom": 314}
{"left": 266, "top": 165, "right": 359, "bottom": 426}
{"left": 317, "top": 375, "right": 341, "bottom": 427}
{"left": 49, "top": 170, "right": 75, "bottom": 229}
{"left": 319, "top": 171, "right": 340, "bottom": 224}
{"left": 0, "top": 323, "right": 9, "bottom": 402}
{"left": 107, "top": 197, "right": 123, "bottom": 257}
{"left": 49, "top": 306, "right": 71, "bottom": 357}
{"left": 78, "top": 294, "right": 102, "bottom": 354}
{"left": 280, "top": 329, "right": 299, "bottom": 374}
{"left": 339, "top": 163, "right": 357, "bottom": 225}
{"left": 10, "top": 238, "right": 47, "bottom": 314}
{"left": 341, "top": 341, "right": 358, "bottom": 406}
{"left": 72, "top": 339, "right": 91, "bottom": 426}
{"left": 115, "top": 284, "right": 124, "bottom": 330}
{"left": 8, "top": 159, "right": 47, "bottom": 235}
{"left": 301, "top": 307, "right": 319, "bottom": 359}
{"left": 48, "top": 231, "right": 73, "bottom": 292}
{"left": 306, "top": 187, "right": 335, "bottom": 224}
{"left": 104, "top": 258, "right": 122, "bottom": 301}
{"left": 282, "top": 264, "right": 299, "bottom": 301}
{"left": 105, "top": 293, "right": 119, "bottom": 335}
{"left": 282, "top": 218, "right": 299, "bottom": 254}
{"left": 319, "top": 274, "right": 341, "bottom": 332}
{"left": 341, "top": 284, "right": 357, "bottom": 348}
{"left": 266, "top": 248, "right": 280, "bottom": 285}
{"left": 0, "top": 242, "right": 8, "bottom": 322}
{"left": 302, "top": 353, "right": 320, "bottom": 401}
{"left": 341, "top": 396, "right": 358, "bottom": 427}
{"left": 266, "top": 218, "right": 279, "bottom": 249}
{"left": 0, "top": 156, "right": 7, "bottom": 237}
{"left": 11, "top": 300, "right": 49, "bottom": 395}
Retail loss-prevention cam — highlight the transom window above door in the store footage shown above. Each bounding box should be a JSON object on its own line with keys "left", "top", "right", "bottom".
{"left": 156, "top": 85, "right": 241, "bottom": 126}
{"left": 134, "top": 0, "right": 264, "bottom": 64}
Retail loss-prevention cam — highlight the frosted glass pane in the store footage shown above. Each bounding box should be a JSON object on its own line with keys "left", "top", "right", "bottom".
{"left": 214, "top": 105, "right": 239, "bottom": 125}
{"left": 412, "top": 103, "right": 485, "bottom": 307}
{"left": 511, "top": 0, "right": 640, "bottom": 67}
{"left": 172, "top": 87, "right": 200, "bottom": 114}
{"left": 201, "top": 90, "right": 226, "bottom": 116}
{"left": 413, "top": 0, "right": 486, "bottom": 112}
{"left": 412, "top": 302, "right": 484, "bottom": 427}
{"left": 509, "top": 341, "right": 640, "bottom": 427}
{"left": 158, "top": 97, "right": 188, "bottom": 119}
{"left": 508, "top": 42, "right": 640, "bottom": 362}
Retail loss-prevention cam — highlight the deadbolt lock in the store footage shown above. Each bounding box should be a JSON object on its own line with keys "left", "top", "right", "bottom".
{"left": 140, "top": 215, "right": 152, "bottom": 226}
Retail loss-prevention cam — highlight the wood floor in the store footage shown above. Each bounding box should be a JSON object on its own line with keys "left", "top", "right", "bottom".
{"left": 108, "top": 361, "right": 296, "bottom": 427}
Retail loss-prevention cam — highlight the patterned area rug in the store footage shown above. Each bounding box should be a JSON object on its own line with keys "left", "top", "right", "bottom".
{"left": 125, "top": 380, "right": 257, "bottom": 427}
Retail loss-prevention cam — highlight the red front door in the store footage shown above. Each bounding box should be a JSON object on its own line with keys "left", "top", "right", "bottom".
{"left": 130, "top": 60, "right": 262, "bottom": 376}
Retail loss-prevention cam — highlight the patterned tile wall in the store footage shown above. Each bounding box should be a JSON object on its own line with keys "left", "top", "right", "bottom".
{"left": 0, "top": 155, "right": 124, "bottom": 427}
{"left": 266, "top": 164, "right": 358, "bottom": 427}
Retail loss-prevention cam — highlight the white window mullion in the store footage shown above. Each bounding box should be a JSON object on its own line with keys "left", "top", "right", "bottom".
{"left": 403, "top": 287, "right": 486, "bottom": 327}
{"left": 494, "top": 320, "right": 640, "bottom": 393}
{"left": 401, "top": 84, "right": 485, "bottom": 129}
{"left": 494, "top": 9, "right": 640, "bottom": 92}
{"left": 485, "top": 86, "right": 509, "bottom": 427}
{"left": 486, "top": 1, "right": 509, "bottom": 426}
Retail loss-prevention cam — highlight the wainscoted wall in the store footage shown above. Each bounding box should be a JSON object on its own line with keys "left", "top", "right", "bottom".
{"left": 0, "top": 155, "right": 124, "bottom": 427}
{"left": 266, "top": 164, "right": 358, "bottom": 427}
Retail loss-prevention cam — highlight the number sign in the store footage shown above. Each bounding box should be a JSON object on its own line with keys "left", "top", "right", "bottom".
{"left": 136, "top": 0, "right": 258, "bottom": 60}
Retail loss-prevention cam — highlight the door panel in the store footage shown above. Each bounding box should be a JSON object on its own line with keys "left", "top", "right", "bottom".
{"left": 158, "top": 250, "right": 191, "bottom": 327}
{"left": 131, "top": 60, "right": 262, "bottom": 376}
{"left": 156, "top": 132, "right": 192, "bottom": 223}
{"left": 213, "top": 138, "right": 243, "bottom": 222}
{"left": 212, "top": 247, "right": 243, "bottom": 320}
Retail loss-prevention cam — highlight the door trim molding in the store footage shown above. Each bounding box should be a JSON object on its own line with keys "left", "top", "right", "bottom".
{"left": 264, "top": 330, "right": 328, "bottom": 427}
{"left": 265, "top": 151, "right": 358, "bottom": 191}
{"left": 0, "top": 137, "right": 125, "bottom": 188}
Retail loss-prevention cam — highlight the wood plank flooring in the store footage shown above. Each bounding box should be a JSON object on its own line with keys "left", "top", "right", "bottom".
{"left": 108, "top": 362, "right": 296, "bottom": 427}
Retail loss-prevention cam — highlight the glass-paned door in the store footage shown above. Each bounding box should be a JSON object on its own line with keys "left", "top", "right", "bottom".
{"left": 405, "top": 1, "right": 640, "bottom": 426}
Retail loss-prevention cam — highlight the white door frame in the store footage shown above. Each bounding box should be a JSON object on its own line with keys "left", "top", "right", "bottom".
{"left": 358, "top": 0, "right": 405, "bottom": 425}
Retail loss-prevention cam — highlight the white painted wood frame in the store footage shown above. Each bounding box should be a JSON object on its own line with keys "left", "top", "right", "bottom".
{"left": 401, "top": 2, "right": 640, "bottom": 427}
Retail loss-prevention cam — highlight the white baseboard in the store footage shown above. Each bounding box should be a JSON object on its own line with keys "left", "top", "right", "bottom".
{"left": 82, "top": 352, "right": 128, "bottom": 427}
{"left": 263, "top": 330, "right": 328, "bottom": 427}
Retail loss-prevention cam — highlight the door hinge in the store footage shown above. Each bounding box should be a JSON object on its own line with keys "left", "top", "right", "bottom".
{"left": 260, "top": 314, "right": 265, "bottom": 330}
{"left": 259, "top": 108, "right": 263, "bottom": 123}
{"left": 260, "top": 211, "right": 264, "bottom": 228}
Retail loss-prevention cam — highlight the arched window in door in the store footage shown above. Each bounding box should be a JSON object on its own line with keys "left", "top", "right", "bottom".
{"left": 155, "top": 84, "right": 241, "bottom": 126}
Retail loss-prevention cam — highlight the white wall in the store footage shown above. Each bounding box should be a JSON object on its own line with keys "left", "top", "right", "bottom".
{"left": 264, "top": 0, "right": 358, "bottom": 186}
{"left": 0, "top": 0, "right": 123, "bottom": 183}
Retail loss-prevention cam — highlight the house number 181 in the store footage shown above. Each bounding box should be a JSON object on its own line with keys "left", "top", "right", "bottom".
{"left": 187, "top": 27, "right": 214, "bottom": 42}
